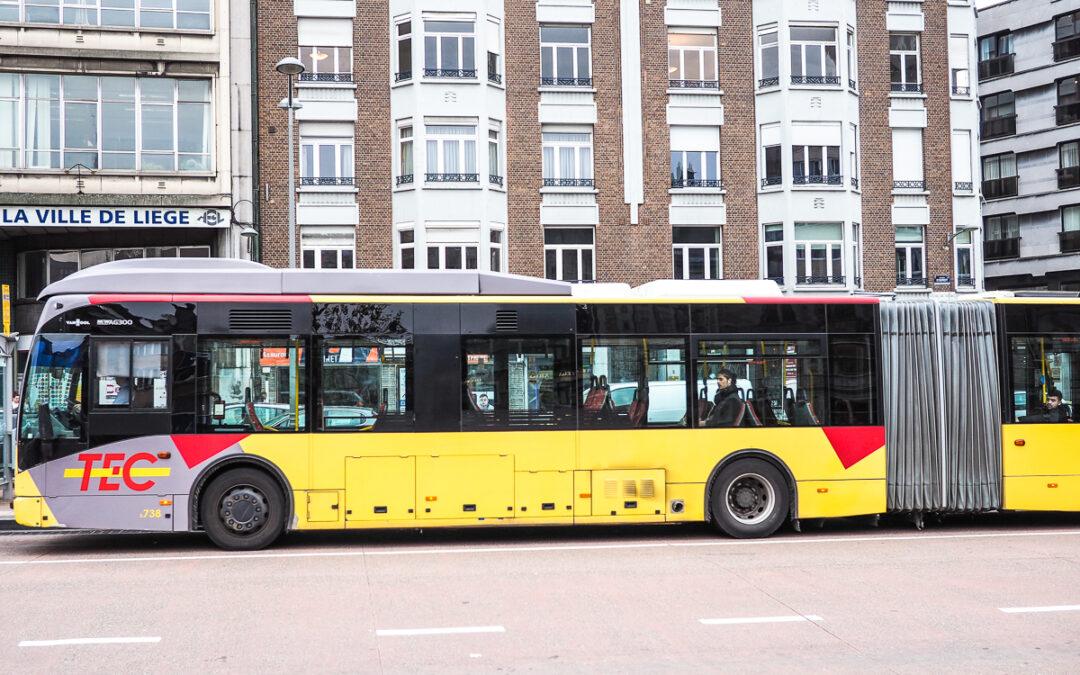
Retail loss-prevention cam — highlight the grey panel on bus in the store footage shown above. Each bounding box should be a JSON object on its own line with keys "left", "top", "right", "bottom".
{"left": 881, "top": 301, "right": 1002, "bottom": 513}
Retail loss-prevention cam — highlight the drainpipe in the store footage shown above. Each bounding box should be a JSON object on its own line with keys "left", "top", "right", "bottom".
{"left": 250, "top": 0, "right": 262, "bottom": 262}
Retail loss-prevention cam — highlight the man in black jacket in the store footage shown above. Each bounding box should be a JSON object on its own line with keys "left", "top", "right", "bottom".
{"left": 1043, "top": 389, "right": 1072, "bottom": 423}
{"left": 706, "top": 368, "right": 745, "bottom": 427}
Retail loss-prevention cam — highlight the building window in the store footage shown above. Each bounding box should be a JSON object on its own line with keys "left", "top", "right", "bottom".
{"left": 954, "top": 230, "right": 975, "bottom": 288}
{"left": 980, "top": 91, "right": 1016, "bottom": 139}
{"left": 423, "top": 18, "right": 476, "bottom": 78}
{"left": 540, "top": 25, "right": 591, "bottom": 86}
{"left": 978, "top": 32, "right": 1013, "bottom": 79}
{"left": 1061, "top": 206, "right": 1080, "bottom": 253}
{"left": 889, "top": 34, "right": 921, "bottom": 93}
{"left": 757, "top": 29, "right": 779, "bottom": 87}
{"left": 949, "top": 35, "right": 970, "bottom": 95}
{"left": 542, "top": 130, "right": 593, "bottom": 187}
{"left": 395, "top": 18, "right": 413, "bottom": 81}
{"left": 6, "top": 73, "right": 211, "bottom": 173}
{"left": 488, "top": 127, "right": 502, "bottom": 186}
{"left": 397, "top": 125, "right": 413, "bottom": 185}
{"left": 398, "top": 228, "right": 415, "bottom": 269}
{"left": 982, "top": 152, "right": 1017, "bottom": 199}
{"left": 851, "top": 222, "right": 862, "bottom": 288}
{"left": 849, "top": 123, "right": 860, "bottom": 188}
{"left": 489, "top": 228, "right": 504, "bottom": 272}
{"left": 2, "top": 0, "right": 211, "bottom": 30}
{"left": 794, "top": 222, "right": 844, "bottom": 285}
{"left": 791, "top": 144, "right": 841, "bottom": 185}
{"left": 789, "top": 26, "right": 838, "bottom": 85}
{"left": 895, "top": 226, "right": 926, "bottom": 287}
{"left": 427, "top": 243, "right": 478, "bottom": 270}
{"left": 984, "top": 213, "right": 1020, "bottom": 261}
{"left": 1057, "top": 76, "right": 1080, "bottom": 126}
{"left": 761, "top": 144, "right": 782, "bottom": 187}
{"left": 672, "top": 227, "right": 721, "bottom": 280}
{"left": 300, "top": 139, "right": 354, "bottom": 186}
{"left": 487, "top": 17, "right": 502, "bottom": 84}
{"left": 544, "top": 227, "right": 594, "bottom": 282}
{"left": 298, "top": 46, "right": 353, "bottom": 82}
{"left": 18, "top": 246, "right": 209, "bottom": 298}
{"left": 302, "top": 247, "right": 354, "bottom": 270}
{"left": 425, "top": 124, "right": 478, "bottom": 182}
{"left": 1055, "top": 10, "right": 1080, "bottom": 62}
{"left": 670, "top": 149, "right": 720, "bottom": 189}
{"left": 1060, "top": 141, "right": 1080, "bottom": 189}
{"left": 846, "top": 27, "right": 857, "bottom": 89}
{"left": 668, "top": 32, "right": 717, "bottom": 88}
{"left": 763, "top": 224, "right": 784, "bottom": 284}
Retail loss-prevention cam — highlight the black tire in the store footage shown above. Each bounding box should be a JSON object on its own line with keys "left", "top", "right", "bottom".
{"left": 709, "top": 459, "right": 790, "bottom": 539}
{"left": 200, "top": 467, "right": 286, "bottom": 551}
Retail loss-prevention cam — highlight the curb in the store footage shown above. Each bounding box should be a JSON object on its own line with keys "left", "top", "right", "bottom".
{"left": 0, "top": 517, "right": 26, "bottom": 532}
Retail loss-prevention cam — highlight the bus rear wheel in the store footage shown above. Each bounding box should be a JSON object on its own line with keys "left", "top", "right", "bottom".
{"left": 710, "top": 459, "right": 789, "bottom": 539}
{"left": 200, "top": 468, "right": 286, "bottom": 551}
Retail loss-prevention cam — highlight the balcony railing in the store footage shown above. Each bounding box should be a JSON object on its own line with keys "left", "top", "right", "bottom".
{"left": 981, "top": 115, "right": 1017, "bottom": 139}
{"left": 791, "top": 75, "right": 840, "bottom": 86}
{"left": 300, "top": 176, "right": 354, "bottom": 186}
{"left": 978, "top": 53, "right": 1014, "bottom": 80}
{"left": 669, "top": 79, "right": 720, "bottom": 90}
{"left": 540, "top": 76, "right": 593, "bottom": 87}
{"left": 1053, "top": 35, "right": 1080, "bottom": 62}
{"left": 849, "top": 78, "right": 857, "bottom": 90}
{"left": 758, "top": 76, "right": 780, "bottom": 88}
{"left": 893, "top": 180, "right": 927, "bottom": 191}
{"left": 424, "top": 68, "right": 477, "bottom": 79}
{"left": 488, "top": 71, "right": 503, "bottom": 85}
{"left": 982, "top": 175, "right": 1018, "bottom": 200}
{"left": 797, "top": 275, "right": 846, "bottom": 285}
{"left": 299, "top": 72, "right": 353, "bottom": 83}
{"left": 952, "top": 85, "right": 971, "bottom": 96}
{"left": 426, "top": 172, "right": 479, "bottom": 183}
{"left": 984, "top": 237, "right": 1020, "bottom": 261}
{"left": 395, "top": 174, "right": 413, "bottom": 186}
{"left": 957, "top": 274, "right": 975, "bottom": 288}
{"left": 1056, "top": 102, "right": 1080, "bottom": 126}
{"left": 394, "top": 71, "right": 412, "bottom": 83}
{"left": 1058, "top": 165, "right": 1080, "bottom": 190}
{"left": 761, "top": 176, "right": 782, "bottom": 188}
{"left": 489, "top": 174, "right": 503, "bottom": 187}
{"left": 543, "top": 177, "right": 595, "bottom": 188}
{"left": 896, "top": 276, "right": 929, "bottom": 288}
{"left": 891, "top": 82, "right": 924, "bottom": 94}
{"left": 954, "top": 181, "right": 974, "bottom": 192}
{"left": 793, "top": 174, "right": 843, "bottom": 186}
{"left": 1061, "top": 230, "right": 1080, "bottom": 253}
{"left": 671, "top": 178, "right": 723, "bottom": 189}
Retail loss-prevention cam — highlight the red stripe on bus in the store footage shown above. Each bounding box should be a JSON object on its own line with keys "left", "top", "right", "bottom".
{"left": 172, "top": 434, "right": 250, "bottom": 469}
{"left": 742, "top": 296, "right": 880, "bottom": 305}
{"left": 822, "top": 426, "right": 886, "bottom": 469}
{"left": 90, "top": 294, "right": 175, "bottom": 304}
{"left": 90, "top": 294, "right": 312, "bottom": 304}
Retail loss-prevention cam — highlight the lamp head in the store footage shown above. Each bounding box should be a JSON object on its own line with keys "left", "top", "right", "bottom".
{"left": 275, "top": 57, "right": 305, "bottom": 76}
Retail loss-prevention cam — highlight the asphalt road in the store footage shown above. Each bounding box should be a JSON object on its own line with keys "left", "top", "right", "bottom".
{"left": 2, "top": 513, "right": 1080, "bottom": 673}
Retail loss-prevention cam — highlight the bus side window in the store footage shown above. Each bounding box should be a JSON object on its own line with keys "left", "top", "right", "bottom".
{"left": 1010, "top": 336, "right": 1078, "bottom": 424}
{"left": 462, "top": 337, "right": 575, "bottom": 430}
{"left": 319, "top": 339, "right": 413, "bottom": 432}
{"left": 828, "top": 335, "right": 879, "bottom": 426}
{"left": 579, "top": 337, "right": 688, "bottom": 429}
{"left": 93, "top": 340, "right": 169, "bottom": 410}
{"left": 198, "top": 338, "right": 307, "bottom": 433}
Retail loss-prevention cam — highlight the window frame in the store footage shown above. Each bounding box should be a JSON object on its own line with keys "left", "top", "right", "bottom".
{"left": 543, "top": 227, "right": 595, "bottom": 282}
{"left": 424, "top": 123, "right": 478, "bottom": 180}
{"left": 667, "top": 30, "right": 718, "bottom": 88}
{"left": 90, "top": 338, "right": 172, "bottom": 412}
{"left": 423, "top": 17, "right": 477, "bottom": 77}
{"left": 672, "top": 227, "right": 722, "bottom": 280}
{"left": 670, "top": 149, "right": 720, "bottom": 188}
{"left": 5, "top": 0, "right": 212, "bottom": 31}
{"left": 539, "top": 24, "right": 592, "bottom": 87}
{"left": 426, "top": 242, "right": 479, "bottom": 270}
{"left": 395, "top": 17, "right": 413, "bottom": 82}
{"left": 315, "top": 337, "right": 414, "bottom": 433}
{"left": 889, "top": 33, "right": 922, "bottom": 92}
{"left": 762, "top": 223, "right": 785, "bottom": 284}
{"left": 396, "top": 123, "right": 413, "bottom": 185}
{"left": 299, "top": 138, "right": 354, "bottom": 185}
{"left": 302, "top": 246, "right": 355, "bottom": 270}
{"left": 541, "top": 129, "right": 594, "bottom": 186}
{"left": 757, "top": 28, "right": 779, "bottom": 87}
{"left": 894, "top": 226, "right": 927, "bottom": 287}
{"left": 794, "top": 222, "right": 845, "bottom": 285}
{"left": 297, "top": 45, "right": 353, "bottom": 81}
{"left": 579, "top": 336, "right": 690, "bottom": 430}
{"left": 789, "top": 25, "right": 839, "bottom": 84}
{"left": 791, "top": 143, "right": 842, "bottom": 184}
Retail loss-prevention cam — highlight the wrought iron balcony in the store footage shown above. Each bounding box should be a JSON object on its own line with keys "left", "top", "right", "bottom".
{"left": 394, "top": 71, "right": 412, "bottom": 83}
{"left": 299, "top": 72, "right": 354, "bottom": 83}
{"left": 758, "top": 76, "right": 780, "bottom": 88}
{"left": 488, "top": 71, "right": 503, "bottom": 85}
{"left": 489, "top": 174, "right": 504, "bottom": 187}
{"left": 1056, "top": 102, "right": 1080, "bottom": 126}
{"left": 981, "top": 115, "right": 1016, "bottom": 139}
{"left": 850, "top": 177, "right": 860, "bottom": 190}
{"left": 978, "top": 53, "right": 1014, "bottom": 80}
{"left": 982, "top": 175, "right": 1018, "bottom": 200}
{"left": 425, "top": 172, "right": 479, "bottom": 183}
{"left": 957, "top": 274, "right": 975, "bottom": 288}
{"left": 1058, "top": 165, "right": 1080, "bottom": 190}
{"left": 671, "top": 178, "right": 723, "bottom": 189}
{"left": 543, "top": 178, "right": 595, "bottom": 188}
{"left": 1060, "top": 230, "right": 1080, "bottom": 253}
{"left": 761, "top": 176, "right": 782, "bottom": 189}
{"left": 300, "top": 176, "right": 354, "bottom": 186}
{"left": 954, "top": 181, "right": 974, "bottom": 192}
{"left": 791, "top": 75, "right": 841, "bottom": 86}
{"left": 792, "top": 174, "right": 843, "bottom": 186}
{"left": 669, "top": 79, "right": 720, "bottom": 90}
{"left": 797, "top": 275, "right": 846, "bottom": 285}
{"left": 849, "top": 79, "right": 857, "bottom": 90}
{"left": 395, "top": 174, "right": 413, "bottom": 186}
{"left": 540, "top": 76, "right": 593, "bottom": 87}
{"left": 896, "top": 276, "right": 929, "bottom": 288}
{"left": 893, "top": 180, "right": 927, "bottom": 191}
{"left": 424, "top": 68, "right": 477, "bottom": 79}
{"left": 891, "top": 82, "right": 924, "bottom": 94}
{"left": 1053, "top": 35, "right": 1080, "bottom": 62}
{"left": 984, "top": 237, "right": 1020, "bottom": 261}
{"left": 952, "top": 85, "right": 971, "bottom": 96}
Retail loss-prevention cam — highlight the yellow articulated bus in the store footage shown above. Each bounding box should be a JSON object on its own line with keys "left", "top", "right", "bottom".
{"left": 12, "top": 259, "right": 1080, "bottom": 549}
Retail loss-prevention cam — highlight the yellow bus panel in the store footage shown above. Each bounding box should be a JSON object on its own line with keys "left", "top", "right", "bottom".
{"left": 1005, "top": 476, "right": 1080, "bottom": 512}
{"left": 796, "top": 480, "right": 886, "bottom": 519}
{"left": 416, "top": 455, "right": 514, "bottom": 519}
{"left": 345, "top": 457, "right": 416, "bottom": 522}
{"left": 591, "top": 469, "right": 666, "bottom": 517}
{"left": 1002, "top": 424, "right": 1080, "bottom": 477}
{"left": 514, "top": 471, "right": 574, "bottom": 518}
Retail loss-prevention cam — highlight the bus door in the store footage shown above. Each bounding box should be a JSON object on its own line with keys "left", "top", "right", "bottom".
{"left": 86, "top": 339, "right": 173, "bottom": 455}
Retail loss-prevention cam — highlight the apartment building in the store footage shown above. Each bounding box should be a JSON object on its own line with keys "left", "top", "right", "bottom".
{"left": 0, "top": 0, "right": 257, "bottom": 351}
{"left": 977, "top": 0, "right": 1080, "bottom": 291}
{"left": 255, "top": 0, "right": 982, "bottom": 294}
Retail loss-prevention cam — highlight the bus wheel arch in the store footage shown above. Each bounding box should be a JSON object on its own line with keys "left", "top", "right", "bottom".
{"left": 191, "top": 456, "right": 294, "bottom": 536}
{"left": 704, "top": 450, "right": 796, "bottom": 538}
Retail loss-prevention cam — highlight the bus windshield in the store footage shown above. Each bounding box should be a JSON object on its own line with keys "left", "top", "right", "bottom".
{"left": 18, "top": 333, "right": 88, "bottom": 470}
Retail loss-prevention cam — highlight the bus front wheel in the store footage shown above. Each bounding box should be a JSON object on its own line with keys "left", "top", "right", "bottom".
{"left": 709, "top": 459, "right": 789, "bottom": 539}
{"left": 200, "top": 467, "right": 286, "bottom": 551}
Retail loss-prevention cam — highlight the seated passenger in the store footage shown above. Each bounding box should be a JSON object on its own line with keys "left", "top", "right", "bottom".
{"left": 706, "top": 369, "right": 744, "bottom": 427}
{"left": 1042, "top": 389, "right": 1072, "bottom": 423}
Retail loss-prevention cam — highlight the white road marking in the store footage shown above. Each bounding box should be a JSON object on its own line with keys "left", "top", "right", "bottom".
{"left": 375, "top": 626, "right": 505, "bottom": 637}
{"left": 2, "top": 529, "right": 1080, "bottom": 567}
{"left": 999, "top": 605, "right": 1080, "bottom": 614}
{"left": 700, "top": 615, "right": 823, "bottom": 626}
{"left": 19, "top": 636, "right": 161, "bottom": 647}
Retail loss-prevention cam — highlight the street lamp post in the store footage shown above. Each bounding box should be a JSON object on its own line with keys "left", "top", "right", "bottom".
{"left": 275, "top": 57, "right": 305, "bottom": 269}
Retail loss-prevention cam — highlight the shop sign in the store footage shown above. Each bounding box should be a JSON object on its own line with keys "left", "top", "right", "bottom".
{"left": 0, "top": 206, "right": 230, "bottom": 228}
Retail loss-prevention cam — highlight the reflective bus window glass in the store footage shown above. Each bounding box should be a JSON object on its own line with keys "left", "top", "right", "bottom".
{"left": 95, "top": 340, "right": 169, "bottom": 409}
{"left": 94, "top": 341, "right": 131, "bottom": 406}
{"left": 200, "top": 339, "right": 307, "bottom": 432}
{"left": 697, "top": 340, "right": 826, "bottom": 427}
{"left": 1010, "top": 337, "right": 1078, "bottom": 423}
{"left": 320, "top": 339, "right": 413, "bottom": 431}
{"left": 829, "top": 335, "right": 878, "bottom": 425}
{"left": 18, "top": 334, "right": 88, "bottom": 470}
{"left": 132, "top": 341, "right": 168, "bottom": 409}
{"left": 462, "top": 337, "right": 575, "bottom": 430}
{"left": 580, "top": 337, "right": 688, "bottom": 428}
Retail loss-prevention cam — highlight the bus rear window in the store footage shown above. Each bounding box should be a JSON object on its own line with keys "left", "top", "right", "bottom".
{"left": 18, "top": 334, "right": 88, "bottom": 470}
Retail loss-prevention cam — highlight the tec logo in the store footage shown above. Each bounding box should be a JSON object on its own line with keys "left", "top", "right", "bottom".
{"left": 65, "top": 453, "right": 172, "bottom": 492}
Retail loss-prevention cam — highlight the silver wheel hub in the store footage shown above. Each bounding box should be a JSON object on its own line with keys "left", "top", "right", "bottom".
{"left": 725, "top": 473, "right": 776, "bottom": 525}
{"left": 219, "top": 486, "right": 268, "bottom": 535}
